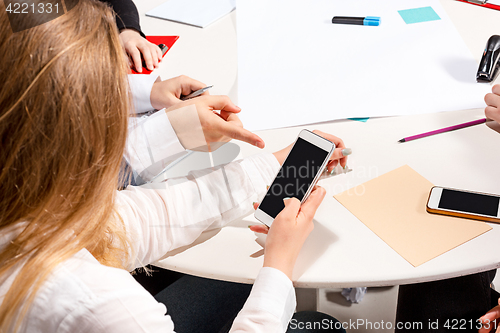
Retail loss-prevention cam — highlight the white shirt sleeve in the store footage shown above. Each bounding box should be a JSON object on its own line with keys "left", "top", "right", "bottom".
{"left": 114, "top": 152, "right": 298, "bottom": 332}
{"left": 126, "top": 74, "right": 189, "bottom": 183}
{"left": 126, "top": 111, "right": 186, "bottom": 182}
{"left": 115, "top": 152, "right": 280, "bottom": 270}
{"left": 128, "top": 74, "right": 159, "bottom": 114}
{"left": 230, "top": 267, "right": 296, "bottom": 333}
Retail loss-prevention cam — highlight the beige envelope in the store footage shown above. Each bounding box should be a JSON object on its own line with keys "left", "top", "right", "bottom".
{"left": 334, "top": 165, "right": 492, "bottom": 267}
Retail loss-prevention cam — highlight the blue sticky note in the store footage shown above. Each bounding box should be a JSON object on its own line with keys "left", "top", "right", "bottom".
{"left": 398, "top": 6, "right": 440, "bottom": 24}
{"left": 348, "top": 117, "right": 369, "bottom": 122}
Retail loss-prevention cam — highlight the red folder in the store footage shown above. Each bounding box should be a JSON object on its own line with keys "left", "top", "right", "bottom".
{"left": 130, "top": 36, "right": 179, "bottom": 74}
{"left": 456, "top": 0, "right": 500, "bottom": 11}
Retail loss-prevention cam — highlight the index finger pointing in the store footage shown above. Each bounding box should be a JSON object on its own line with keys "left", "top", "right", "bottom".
{"left": 216, "top": 119, "right": 265, "bottom": 148}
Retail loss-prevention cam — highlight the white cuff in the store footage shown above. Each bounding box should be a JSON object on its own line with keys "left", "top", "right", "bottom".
{"left": 245, "top": 267, "right": 296, "bottom": 332}
{"left": 128, "top": 74, "right": 159, "bottom": 114}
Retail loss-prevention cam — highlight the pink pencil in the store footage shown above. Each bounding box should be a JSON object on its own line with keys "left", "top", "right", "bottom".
{"left": 398, "top": 118, "right": 487, "bottom": 143}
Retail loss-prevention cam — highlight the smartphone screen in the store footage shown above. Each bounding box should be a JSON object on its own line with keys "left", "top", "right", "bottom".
{"left": 438, "top": 189, "right": 500, "bottom": 217}
{"left": 258, "top": 137, "right": 329, "bottom": 219}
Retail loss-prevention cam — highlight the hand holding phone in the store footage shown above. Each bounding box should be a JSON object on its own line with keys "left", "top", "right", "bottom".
{"left": 254, "top": 130, "right": 338, "bottom": 227}
{"left": 427, "top": 186, "right": 500, "bottom": 223}
{"left": 262, "top": 187, "right": 326, "bottom": 279}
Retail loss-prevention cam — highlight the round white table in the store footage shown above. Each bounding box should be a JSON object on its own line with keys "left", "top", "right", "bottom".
{"left": 135, "top": 0, "right": 500, "bottom": 288}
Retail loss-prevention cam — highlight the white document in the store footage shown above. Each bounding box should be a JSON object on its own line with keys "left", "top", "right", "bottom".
{"left": 237, "top": 0, "right": 490, "bottom": 131}
{"left": 146, "top": 0, "right": 236, "bottom": 28}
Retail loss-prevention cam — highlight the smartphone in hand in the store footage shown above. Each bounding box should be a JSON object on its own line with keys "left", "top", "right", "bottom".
{"left": 254, "top": 130, "right": 335, "bottom": 227}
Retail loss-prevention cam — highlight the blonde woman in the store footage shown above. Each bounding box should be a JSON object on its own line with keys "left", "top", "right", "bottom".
{"left": 0, "top": 1, "right": 348, "bottom": 332}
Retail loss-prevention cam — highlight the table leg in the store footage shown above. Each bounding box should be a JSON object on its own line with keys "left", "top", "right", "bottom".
{"left": 295, "top": 288, "right": 318, "bottom": 311}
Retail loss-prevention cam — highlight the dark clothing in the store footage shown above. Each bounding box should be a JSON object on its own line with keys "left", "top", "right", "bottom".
{"left": 100, "top": 0, "right": 145, "bottom": 37}
{"left": 154, "top": 274, "right": 346, "bottom": 333}
{"left": 396, "top": 270, "right": 499, "bottom": 332}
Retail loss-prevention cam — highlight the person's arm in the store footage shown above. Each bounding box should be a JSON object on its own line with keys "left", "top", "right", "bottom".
{"left": 99, "top": 0, "right": 144, "bottom": 37}
{"left": 230, "top": 267, "right": 296, "bottom": 332}
{"left": 99, "top": 0, "right": 161, "bottom": 72}
{"left": 116, "top": 152, "right": 280, "bottom": 270}
{"left": 128, "top": 74, "right": 158, "bottom": 114}
{"left": 116, "top": 132, "right": 346, "bottom": 331}
{"left": 126, "top": 76, "right": 266, "bottom": 182}
{"left": 119, "top": 130, "right": 347, "bottom": 266}
{"left": 126, "top": 74, "right": 188, "bottom": 184}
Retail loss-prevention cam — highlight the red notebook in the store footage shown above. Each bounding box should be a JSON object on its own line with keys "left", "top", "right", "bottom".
{"left": 130, "top": 36, "right": 179, "bottom": 74}
{"left": 456, "top": 0, "right": 500, "bottom": 11}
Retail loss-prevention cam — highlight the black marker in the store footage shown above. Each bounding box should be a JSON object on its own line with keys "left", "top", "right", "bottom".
{"left": 332, "top": 16, "right": 381, "bottom": 26}
{"left": 158, "top": 43, "right": 169, "bottom": 56}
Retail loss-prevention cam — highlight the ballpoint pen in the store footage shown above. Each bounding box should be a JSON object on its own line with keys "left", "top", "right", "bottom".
{"left": 180, "top": 85, "right": 213, "bottom": 100}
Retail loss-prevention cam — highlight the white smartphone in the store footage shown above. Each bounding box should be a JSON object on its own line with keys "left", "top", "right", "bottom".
{"left": 254, "top": 130, "right": 335, "bottom": 227}
{"left": 427, "top": 186, "right": 500, "bottom": 223}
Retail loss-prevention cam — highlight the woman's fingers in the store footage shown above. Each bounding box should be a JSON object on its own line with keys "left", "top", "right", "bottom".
{"left": 249, "top": 225, "right": 269, "bottom": 234}
{"left": 312, "top": 130, "right": 350, "bottom": 168}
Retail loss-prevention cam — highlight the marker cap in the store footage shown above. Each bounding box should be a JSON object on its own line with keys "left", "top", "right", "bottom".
{"left": 363, "top": 16, "right": 381, "bottom": 26}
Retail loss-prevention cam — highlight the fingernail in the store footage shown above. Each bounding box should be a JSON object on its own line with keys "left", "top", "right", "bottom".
{"left": 248, "top": 225, "right": 252, "bottom": 229}
{"left": 343, "top": 165, "right": 348, "bottom": 170}
{"left": 266, "top": 185, "right": 270, "bottom": 190}
{"left": 330, "top": 169, "right": 336, "bottom": 175}
{"left": 252, "top": 202, "right": 257, "bottom": 207}
{"left": 342, "top": 148, "right": 352, "bottom": 156}
{"left": 283, "top": 197, "right": 291, "bottom": 202}
{"left": 256, "top": 141, "right": 264, "bottom": 148}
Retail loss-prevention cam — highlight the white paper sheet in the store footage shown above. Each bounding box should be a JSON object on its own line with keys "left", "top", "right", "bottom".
{"left": 236, "top": 0, "right": 490, "bottom": 131}
{"left": 146, "top": 0, "right": 235, "bottom": 28}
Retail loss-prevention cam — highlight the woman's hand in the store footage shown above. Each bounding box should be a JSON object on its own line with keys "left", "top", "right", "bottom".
{"left": 165, "top": 95, "right": 265, "bottom": 151}
{"left": 479, "top": 299, "right": 500, "bottom": 333}
{"left": 150, "top": 75, "right": 208, "bottom": 110}
{"left": 485, "top": 85, "right": 500, "bottom": 124}
{"left": 120, "top": 29, "right": 162, "bottom": 72}
{"left": 272, "top": 130, "right": 351, "bottom": 174}
{"left": 254, "top": 186, "right": 326, "bottom": 279}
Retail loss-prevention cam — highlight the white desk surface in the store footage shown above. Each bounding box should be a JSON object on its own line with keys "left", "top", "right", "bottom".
{"left": 135, "top": 0, "right": 500, "bottom": 288}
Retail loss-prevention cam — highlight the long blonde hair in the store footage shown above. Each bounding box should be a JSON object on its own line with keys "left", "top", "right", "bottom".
{"left": 0, "top": 0, "right": 131, "bottom": 331}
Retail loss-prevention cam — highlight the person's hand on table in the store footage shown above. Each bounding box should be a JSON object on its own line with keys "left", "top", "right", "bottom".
{"left": 120, "top": 29, "right": 162, "bottom": 73}
{"left": 166, "top": 95, "right": 265, "bottom": 151}
{"left": 485, "top": 85, "right": 500, "bottom": 124}
{"left": 151, "top": 75, "right": 208, "bottom": 110}
{"left": 479, "top": 299, "right": 500, "bottom": 333}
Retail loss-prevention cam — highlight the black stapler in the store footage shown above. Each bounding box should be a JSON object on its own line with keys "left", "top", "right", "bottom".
{"left": 477, "top": 35, "right": 500, "bottom": 83}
